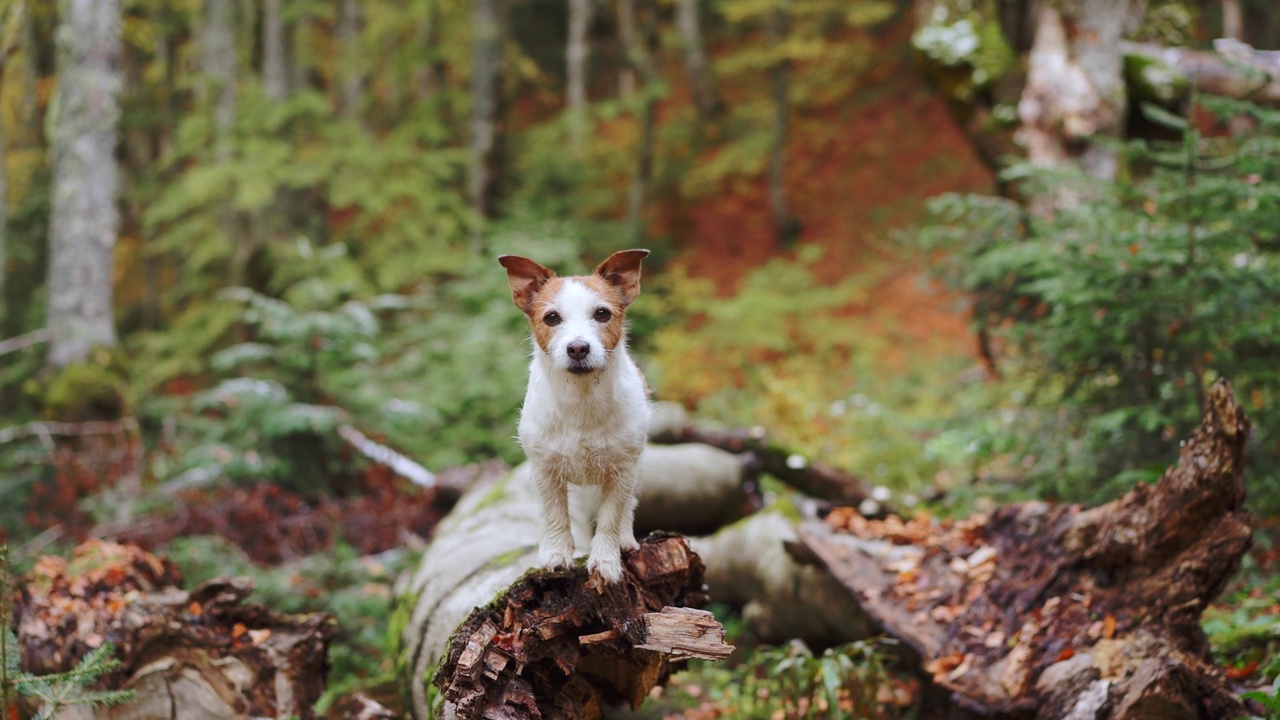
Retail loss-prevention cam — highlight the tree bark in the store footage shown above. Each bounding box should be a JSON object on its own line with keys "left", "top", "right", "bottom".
{"left": 412, "top": 0, "right": 446, "bottom": 103}
{"left": 566, "top": 0, "right": 594, "bottom": 150}
{"left": 262, "top": 0, "right": 290, "bottom": 102}
{"left": 797, "top": 379, "right": 1251, "bottom": 719}
{"left": 1221, "top": 0, "right": 1242, "bottom": 42}
{"left": 15, "top": 540, "right": 336, "bottom": 720}
{"left": 338, "top": 0, "right": 363, "bottom": 119}
{"left": 617, "top": 0, "right": 658, "bottom": 242}
{"left": 1123, "top": 39, "right": 1280, "bottom": 106}
{"left": 765, "top": 0, "right": 800, "bottom": 243}
{"left": 1016, "top": 0, "right": 1144, "bottom": 181}
{"left": 470, "top": 0, "right": 506, "bottom": 226}
{"left": 394, "top": 459, "right": 734, "bottom": 719}
{"left": 676, "top": 0, "right": 719, "bottom": 123}
{"left": 46, "top": 0, "right": 123, "bottom": 369}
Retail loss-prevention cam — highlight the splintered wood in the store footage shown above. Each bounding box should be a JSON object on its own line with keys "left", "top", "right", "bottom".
{"left": 801, "top": 380, "right": 1253, "bottom": 720}
{"left": 434, "top": 535, "right": 733, "bottom": 719}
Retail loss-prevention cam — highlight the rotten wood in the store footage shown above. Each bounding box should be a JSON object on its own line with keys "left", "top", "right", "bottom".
{"left": 433, "top": 535, "right": 733, "bottom": 719}
{"left": 15, "top": 540, "right": 336, "bottom": 720}
{"left": 799, "top": 379, "right": 1252, "bottom": 719}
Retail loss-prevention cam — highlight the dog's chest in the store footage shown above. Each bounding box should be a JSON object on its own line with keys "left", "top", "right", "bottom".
{"left": 519, "top": 381, "right": 647, "bottom": 484}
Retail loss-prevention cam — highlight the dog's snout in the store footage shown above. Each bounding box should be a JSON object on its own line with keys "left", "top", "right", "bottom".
{"left": 567, "top": 341, "right": 591, "bottom": 361}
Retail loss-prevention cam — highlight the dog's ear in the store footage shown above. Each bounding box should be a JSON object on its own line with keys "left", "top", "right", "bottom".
{"left": 595, "top": 249, "right": 649, "bottom": 306}
{"left": 499, "top": 255, "right": 556, "bottom": 314}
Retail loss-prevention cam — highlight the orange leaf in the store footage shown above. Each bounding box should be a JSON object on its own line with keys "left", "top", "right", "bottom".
{"left": 1102, "top": 614, "right": 1116, "bottom": 639}
{"left": 1225, "top": 660, "right": 1258, "bottom": 680}
{"left": 231, "top": 623, "right": 248, "bottom": 639}
{"left": 188, "top": 601, "right": 203, "bottom": 616}
{"left": 1056, "top": 647, "right": 1075, "bottom": 662}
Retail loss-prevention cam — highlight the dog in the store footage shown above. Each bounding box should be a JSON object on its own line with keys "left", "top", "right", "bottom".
{"left": 499, "top": 249, "right": 652, "bottom": 583}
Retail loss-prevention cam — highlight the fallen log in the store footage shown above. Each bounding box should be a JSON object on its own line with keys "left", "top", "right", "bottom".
{"left": 15, "top": 539, "right": 336, "bottom": 720}
{"left": 799, "top": 379, "right": 1252, "bottom": 719}
{"left": 649, "top": 402, "right": 878, "bottom": 510}
{"left": 393, "top": 460, "right": 733, "bottom": 720}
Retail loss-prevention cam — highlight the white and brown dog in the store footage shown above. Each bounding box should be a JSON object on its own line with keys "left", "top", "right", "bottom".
{"left": 499, "top": 249, "right": 652, "bottom": 583}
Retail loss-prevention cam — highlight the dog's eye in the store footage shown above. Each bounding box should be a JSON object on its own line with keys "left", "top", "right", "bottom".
{"left": 593, "top": 308, "right": 612, "bottom": 322}
{"left": 543, "top": 312, "right": 561, "bottom": 326}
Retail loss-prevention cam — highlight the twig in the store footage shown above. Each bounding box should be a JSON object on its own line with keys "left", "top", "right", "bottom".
{"left": 337, "top": 424, "right": 436, "bottom": 489}
{"left": 0, "top": 328, "right": 51, "bottom": 357}
{"left": 0, "top": 417, "right": 138, "bottom": 445}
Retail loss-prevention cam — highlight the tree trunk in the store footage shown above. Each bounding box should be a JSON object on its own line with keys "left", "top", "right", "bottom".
{"left": 566, "top": 0, "right": 594, "bottom": 150}
{"left": 765, "top": 0, "right": 799, "bottom": 244}
{"left": 470, "top": 0, "right": 506, "bottom": 227}
{"left": 338, "top": 0, "right": 363, "bottom": 119}
{"left": 1222, "top": 0, "right": 1242, "bottom": 42}
{"left": 262, "top": 0, "right": 290, "bottom": 102}
{"left": 1123, "top": 40, "right": 1280, "bottom": 106}
{"left": 798, "top": 379, "right": 1251, "bottom": 719}
{"left": 412, "top": 0, "right": 446, "bottom": 104}
{"left": 1016, "top": 0, "right": 1143, "bottom": 180}
{"left": 617, "top": 0, "right": 657, "bottom": 242}
{"left": 46, "top": 0, "right": 123, "bottom": 369}
{"left": 676, "top": 0, "right": 719, "bottom": 123}
{"left": 394, "top": 458, "right": 734, "bottom": 720}
{"left": 15, "top": 540, "right": 336, "bottom": 720}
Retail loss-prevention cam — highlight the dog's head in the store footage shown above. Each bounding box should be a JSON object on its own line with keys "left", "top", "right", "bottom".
{"left": 499, "top": 249, "right": 649, "bottom": 375}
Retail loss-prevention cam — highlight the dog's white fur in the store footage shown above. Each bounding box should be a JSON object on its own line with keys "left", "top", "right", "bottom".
{"left": 499, "top": 250, "right": 652, "bottom": 583}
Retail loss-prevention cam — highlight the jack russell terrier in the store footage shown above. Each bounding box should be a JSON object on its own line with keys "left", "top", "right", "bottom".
{"left": 499, "top": 249, "right": 652, "bottom": 583}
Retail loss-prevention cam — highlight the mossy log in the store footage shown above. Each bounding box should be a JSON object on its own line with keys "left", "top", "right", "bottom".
{"left": 393, "top": 457, "right": 734, "bottom": 720}
{"left": 797, "top": 380, "right": 1252, "bottom": 719}
{"left": 15, "top": 540, "right": 336, "bottom": 720}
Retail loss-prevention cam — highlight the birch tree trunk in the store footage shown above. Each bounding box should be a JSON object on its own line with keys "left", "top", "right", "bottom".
{"left": 262, "top": 0, "right": 290, "bottom": 102}
{"left": 566, "top": 0, "right": 594, "bottom": 150}
{"left": 470, "top": 0, "right": 506, "bottom": 224}
{"left": 766, "top": 0, "right": 799, "bottom": 244}
{"left": 46, "top": 0, "right": 123, "bottom": 368}
{"left": 676, "top": 0, "right": 718, "bottom": 123}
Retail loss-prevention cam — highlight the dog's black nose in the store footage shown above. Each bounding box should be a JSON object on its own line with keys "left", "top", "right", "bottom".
{"left": 567, "top": 341, "right": 591, "bottom": 361}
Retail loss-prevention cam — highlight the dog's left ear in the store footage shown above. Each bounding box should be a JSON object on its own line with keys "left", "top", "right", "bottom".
{"left": 595, "top": 249, "right": 649, "bottom": 306}
{"left": 499, "top": 255, "right": 556, "bottom": 314}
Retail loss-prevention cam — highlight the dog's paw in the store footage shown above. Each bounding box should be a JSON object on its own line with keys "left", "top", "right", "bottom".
{"left": 619, "top": 536, "right": 640, "bottom": 552}
{"left": 537, "top": 547, "right": 575, "bottom": 571}
{"left": 586, "top": 553, "right": 624, "bottom": 584}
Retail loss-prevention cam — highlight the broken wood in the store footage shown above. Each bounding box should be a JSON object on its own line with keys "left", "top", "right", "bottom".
{"left": 393, "top": 462, "right": 733, "bottom": 719}
{"left": 799, "top": 379, "right": 1252, "bottom": 719}
{"left": 15, "top": 540, "right": 336, "bottom": 720}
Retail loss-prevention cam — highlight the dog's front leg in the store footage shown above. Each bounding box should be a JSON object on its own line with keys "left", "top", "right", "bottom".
{"left": 587, "top": 473, "right": 638, "bottom": 583}
{"left": 535, "top": 464, "right": 575, "bottom": 570}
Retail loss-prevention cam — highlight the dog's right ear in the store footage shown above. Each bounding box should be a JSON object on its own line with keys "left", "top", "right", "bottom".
{"left": 499, "top": 255, "right": 556, "bottom": 314}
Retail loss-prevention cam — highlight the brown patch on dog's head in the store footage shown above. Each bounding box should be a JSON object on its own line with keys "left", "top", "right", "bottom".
{"left": 594, "top": 249, "right": 649, "bottom": 307}
{"left": 575, "top": 276, "right": 627, "bottom": 352}
{"left": 498, "top": 255, "right": 556, "bottom": 315}
{"left": 526, "top": 277, "right": 569, "bottom": 354}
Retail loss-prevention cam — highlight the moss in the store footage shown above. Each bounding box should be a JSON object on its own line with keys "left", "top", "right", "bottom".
{"left": 911, "top": 0, "right": 1015, "bottom": 103}
{"left": 488, "top": 547, "right": 530, "bottom": 568}
{"left": 36, "top": 348, "right": 129, "bottom": 421}
{"left": 470, "top": 474, "right": 513, "bottom": 512}
{"left": 1124, "top": 52, "right": 1189, "bottom": 105}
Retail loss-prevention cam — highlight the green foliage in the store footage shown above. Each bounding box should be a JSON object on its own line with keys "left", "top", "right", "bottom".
{"left": 732, "top": 638, "right": 896, "bottom": 719}
{"left": 919, "top": 96, "right": 1280, "bottom": 507}
{"left": 911, "top": 0, "right": 1016, "bottom": 103}
{"left": 1244, "top": 676, "right": 1280, "bottom": 720}
{"left": 1, "top": 545, "right": 135, "bottom": 719}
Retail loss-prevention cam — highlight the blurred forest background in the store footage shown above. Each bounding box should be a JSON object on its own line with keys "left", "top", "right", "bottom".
{"left": 2, "top": 0, "right": 1280, "bottom": 716}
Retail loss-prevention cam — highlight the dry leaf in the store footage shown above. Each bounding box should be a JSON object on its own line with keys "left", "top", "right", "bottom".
{"left": 1103, "top": 613, "right": 1116, "bottom": 639}
{"left": 231, "top": 623, "right": 248, "bottom": 639}
{"left": 188, "top": 601, "right": 203, "bottom": 616}
{"left": 248, "top": 629, "right": 272, "bottom": 644}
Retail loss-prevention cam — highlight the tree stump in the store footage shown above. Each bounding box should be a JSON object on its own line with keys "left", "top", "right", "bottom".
{"left": 798, "top": 379, "right": 1252, "bottom": 719}
{"left": 393, "top": 462, "right": 733, "bottom": 720}
{"left": 15, "top": 540, "right": 336, "bottom": 720}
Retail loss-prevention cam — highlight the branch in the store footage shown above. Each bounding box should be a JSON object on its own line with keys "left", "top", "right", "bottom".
{"left": 0, "top": 329, "right": 51, "bottom": 357}
{"left": 336, "top": 424, "right": 436, "bottom": 489}
{"left": 1124, "top": 39, "right": 1280, "bottom": 103}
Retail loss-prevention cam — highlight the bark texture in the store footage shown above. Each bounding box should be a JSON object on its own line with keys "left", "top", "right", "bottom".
{"left": 799, "top": 379, "right": 1251, "bottom": 719}
{"left": 262, "top": 0, "right": 290, "bottom": 101}
{"left": 566, "top": 0, "right": 594, "bottom": 150}
{"left": 469, "top": 0, "right": 506, "bottom": 222}
{"left": 676, "top": 0, "right": 718, "bottom": 123}
{"left": 765, "top": 0, "right": 799, "bottom": 243}
{"left": 617, "top": 0, "right": 658, "bottom": 241}
{"left": 16, "top": 540, "right": 336, "bottom": 720}
{"left": 46, "top": 0, "right": 123, "bottom": 368}
{"left": 394, "top": 460, "right": 733, "bottom": 720}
